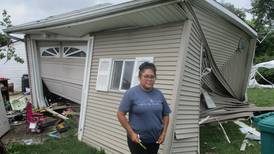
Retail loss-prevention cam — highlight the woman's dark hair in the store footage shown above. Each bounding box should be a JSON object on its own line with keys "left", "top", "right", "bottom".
{"left": 138, "top": 62, "right": 156, "bottom": 77}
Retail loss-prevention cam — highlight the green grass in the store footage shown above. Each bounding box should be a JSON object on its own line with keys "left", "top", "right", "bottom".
{"left": 6, "top": 133, "right": 105, "bottom": 154}
{"left": 200, "top": 88, "right": 274, "bottom": 154}
{"left": 200, "top": 122, "right": 260, "bottom": 154}
{"left": 5, "top": 119, "right": 105, "bottom": 154}
{"left": 247, "top": 88, "right": 274, "bottom": 107}
{"left": 7, "top": 138, "right": 104, "bottom": 154}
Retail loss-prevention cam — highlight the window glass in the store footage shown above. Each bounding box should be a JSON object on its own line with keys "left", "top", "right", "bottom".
{"left": 40, "top": 47, "right": 60, "bottom": 57}
{"left": 42, "top": 52, "right": 53, "bottom": 56}
{"left": 110, "top": 61, "right": 123, "bottom": 90}
{"left": 121, "top": 61, "right": 134, "bottom": 90}
{"left": 68, "top": 51, "right": 86, "bottom": 57}
{"left": 63, "top": 46, "right": 87, "bottom": 58}
{"left": 47, "top": 48, "right": 58, "bottom": 55}
{"left": 65, "top": 47, "right": 79, "bottom": 55}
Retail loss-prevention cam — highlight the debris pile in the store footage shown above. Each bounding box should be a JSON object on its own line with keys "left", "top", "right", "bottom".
{"left": 1, "top": 91, "right": 80, "bottom": 148}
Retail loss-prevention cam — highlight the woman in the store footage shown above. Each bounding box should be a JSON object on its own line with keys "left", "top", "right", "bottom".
{"left": 117, "top": 62, "right": 171, "bottom": 154}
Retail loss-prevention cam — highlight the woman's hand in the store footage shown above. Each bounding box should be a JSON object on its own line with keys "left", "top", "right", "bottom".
{"left": 156, "top": 132, "right": 166, "bottom": 144}
{"left": 117, "top": 112, "right": 140, "bottom": 143}
{"left": 130, "top": 132, "right": 139, "bottom": 143}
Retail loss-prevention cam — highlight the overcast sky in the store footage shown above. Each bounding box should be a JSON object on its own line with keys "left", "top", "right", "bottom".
{"left": 0, "top": 0, "right": 252, "bottom": 26}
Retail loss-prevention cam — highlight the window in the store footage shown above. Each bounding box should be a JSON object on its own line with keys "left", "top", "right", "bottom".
{"left": 40, "top": 47, "right": 60, "bottom": 57}
{"left": 110, "top": 60, "right": 134, "bottom": 91}
{"left": 95, "top": 57, "right": 154, "bottom": 92}
{"left": 63, "top": 46, "right": 87, "bottom": 58}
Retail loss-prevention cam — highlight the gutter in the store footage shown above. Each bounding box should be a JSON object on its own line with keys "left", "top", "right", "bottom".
{"left": 4, "top": 0, "right": 164, "bottom": 34}
{"left": 203, "top": 0, "right": 257, "bottom": 38}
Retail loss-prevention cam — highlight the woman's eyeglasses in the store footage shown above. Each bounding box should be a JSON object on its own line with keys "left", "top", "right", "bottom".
{"left": 142, "top": 75, "right": 155, "bottom": 80}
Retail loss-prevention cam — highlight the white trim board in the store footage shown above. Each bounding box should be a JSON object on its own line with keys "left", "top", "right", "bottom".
{"left": 78, "top": 36, "right": 94, "bottom": 141}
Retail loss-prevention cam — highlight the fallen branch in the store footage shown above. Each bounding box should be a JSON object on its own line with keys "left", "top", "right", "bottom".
{"left": 45, "top": 108, "right": 69, "bottom": 120}
{"left": 216, "top": 119, "right": 231, "bottom": 143}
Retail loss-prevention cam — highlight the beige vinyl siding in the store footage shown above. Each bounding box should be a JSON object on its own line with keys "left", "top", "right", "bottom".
{"left": 172, "top": 22, "right": 201, "bottom": 153}
{"left": 194, "top": 2, "right": 253, "bottom": 99}
{"left": 172, "top": 137, "right": 199, "bottom": 154}
{"left": 193, "top": 2, "right": 252, "bottom": 99}
{"left": 82, "top": 23, "right": 184, "bottom": 154}
{"left": 193, "top": 3, "right": 250, "bottom": 68}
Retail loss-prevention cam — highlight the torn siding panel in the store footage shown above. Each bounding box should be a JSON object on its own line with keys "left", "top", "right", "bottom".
{"left": 219, "top": 39, "right": 251, "bottom": 99}
{"left": 193, "top": 3, "right": 249, "bottom": 69}
{"left": 173, "top": 21, "right": 201, "bottom": 153}
{"left": 193, "top": 2, "right": 252, "bottom": 99}
{"left": 82, "top": 23, "right": 183, "bottom": 154}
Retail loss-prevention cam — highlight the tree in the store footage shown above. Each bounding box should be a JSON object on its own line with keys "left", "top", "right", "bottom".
{"left": 0, "top": 10, "right": 24, "bottom": 63}
{"left": 250, "top": 0, "right": 274, "bottom": 63}
{"left": 220, "top": 2, "right": 246, "bottom": 21}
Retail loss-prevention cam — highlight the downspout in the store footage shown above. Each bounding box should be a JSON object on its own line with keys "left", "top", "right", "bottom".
{"left": 78, "top": 36, "right": 95, "bottom": 141}
{"left": 26, "top": 35, "right": 46, "bottom": 108}
{"left": 24, "top": 35, "right": 34, "bottom": 104}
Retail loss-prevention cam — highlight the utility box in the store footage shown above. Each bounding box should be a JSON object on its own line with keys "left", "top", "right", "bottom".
{"left": 253, "top": 112, "right": 274, "bottom": 154}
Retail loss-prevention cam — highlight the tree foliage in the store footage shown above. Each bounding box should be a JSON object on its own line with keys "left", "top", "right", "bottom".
{"left": 0, "top": 10, "right": 24, "bottom": 63}
{"left": 220, "top": 2, "right": 246, "bottom": 21}
{"left": 250, "top": 0, "right": 274, "bottom": 64}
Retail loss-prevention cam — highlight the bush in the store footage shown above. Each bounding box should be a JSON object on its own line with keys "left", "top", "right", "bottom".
{"left": 255, "top": 67, "right": 274, "bottom": 84}
{"left": 254, "top": 55, "right": 274, "bottom": 64}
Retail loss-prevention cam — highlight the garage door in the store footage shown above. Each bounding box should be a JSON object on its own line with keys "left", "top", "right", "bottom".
{"left": 38, "top": 41, "right": 87, "bottom": 104}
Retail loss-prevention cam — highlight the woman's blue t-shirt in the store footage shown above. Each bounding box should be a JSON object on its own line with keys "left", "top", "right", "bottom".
{"left": 118, "top": 85, "right": 171, "bottom": 143}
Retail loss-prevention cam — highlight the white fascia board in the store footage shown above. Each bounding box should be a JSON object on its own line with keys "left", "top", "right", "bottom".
{"left": 204, "top": 0, "right": 257, "bottom": 38}
{"left": 4, "top": 0, "right": 163, "bottom": 34}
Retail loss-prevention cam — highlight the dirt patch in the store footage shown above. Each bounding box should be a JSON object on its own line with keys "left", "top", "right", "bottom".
{"left": 1, "top": 118, "right": 57, "bottom": 145}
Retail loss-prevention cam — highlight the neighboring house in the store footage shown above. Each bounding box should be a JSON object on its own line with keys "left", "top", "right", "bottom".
{"left": 5, "top": 0, "right": 257, "bottom": 153}
{"left": 0, "top": 41, "right": 28, "bottom": 92}
{"left": 0, "top": 92, "right": 9, "bottom": 137}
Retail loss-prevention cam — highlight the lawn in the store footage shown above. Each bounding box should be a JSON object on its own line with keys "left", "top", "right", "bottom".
{"left": 4, "top": 117, "right": 105, "bottom": 154}
{"left": 6, "top": 129, "right": 105, "bottom": 154}
{"left": 247, "top": 88, "right": 274, "bottom": 107}
{"left": 200, "top": 121, "right": 260, "bottom": 154}
{"left": 200, "top": 88, "right": 274, "bottom": 154}
{"left": 7, "top": 137, "right": 105, "bottom": 154}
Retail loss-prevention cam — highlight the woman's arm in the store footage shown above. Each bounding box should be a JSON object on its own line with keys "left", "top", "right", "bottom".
{"left": 117, "top": 111, "right": 139, "bottom": 143}
{"left": 157, "top": 115, "right": 169, "bottom": 144}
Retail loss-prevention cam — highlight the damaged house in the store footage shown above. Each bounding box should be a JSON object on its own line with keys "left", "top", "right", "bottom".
{"left": 5, "top": 0, "right": 257, "bottom": 153}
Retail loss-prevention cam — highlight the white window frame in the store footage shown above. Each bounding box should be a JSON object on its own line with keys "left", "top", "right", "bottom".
{"left": 63, "top": 45, "right": 87, "bottom": 59}
{"left": 109, "top": 59, "right": 135, "bottom": 92}
{"left": 96, "top": 57, "right": 154, "bottom": 92}
{"left": 40, "top": 47, "right": 60, "bottom": 58}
